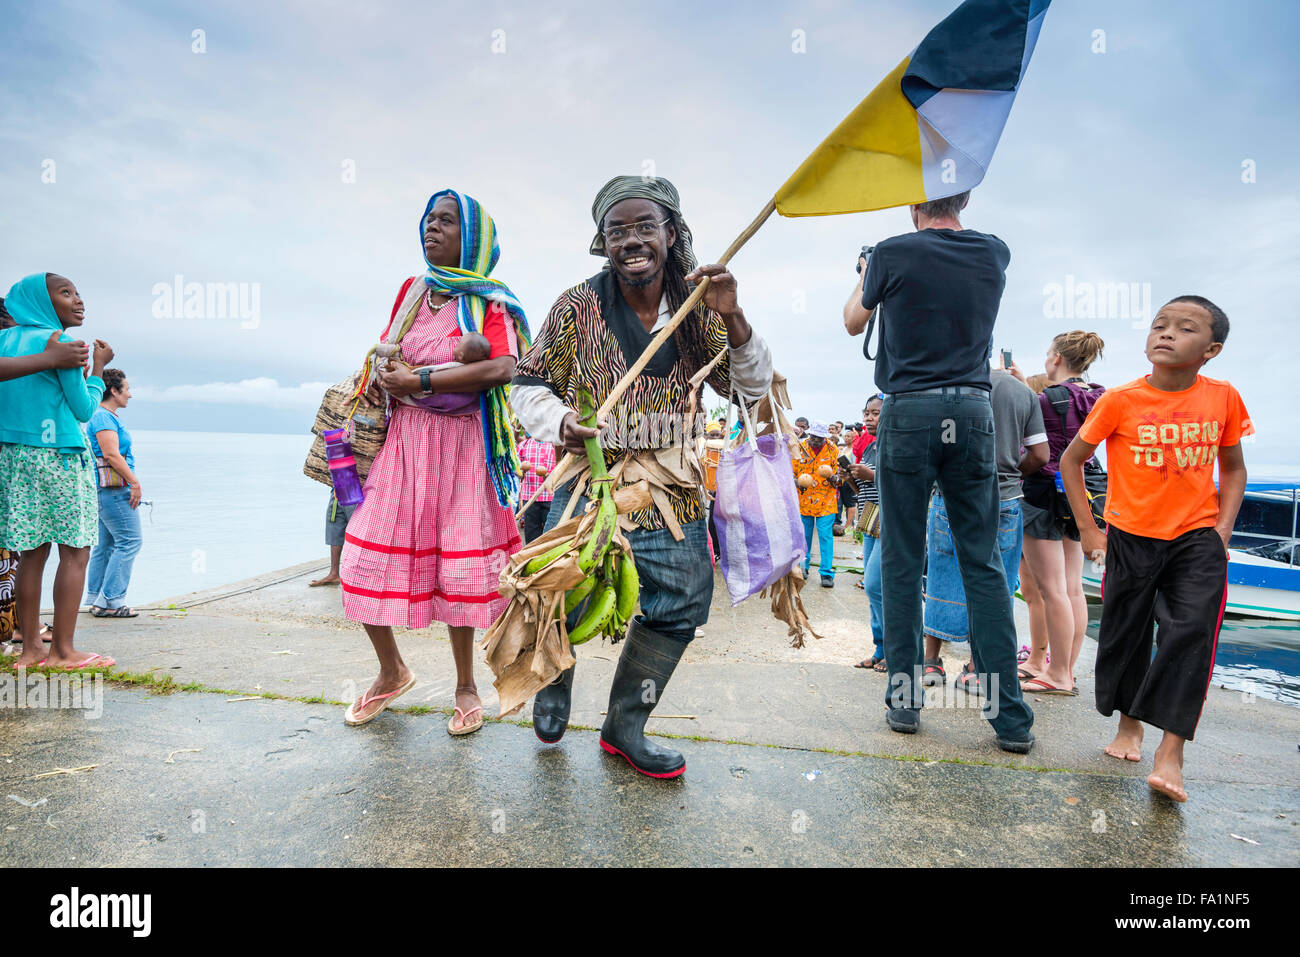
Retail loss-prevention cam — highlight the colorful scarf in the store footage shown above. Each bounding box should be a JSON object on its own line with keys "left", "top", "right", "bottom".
{"left": 421, "top": 189, "right": 531, "bottom": 509}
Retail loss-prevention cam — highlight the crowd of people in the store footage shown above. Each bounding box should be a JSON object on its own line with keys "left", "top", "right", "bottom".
{"left": 0, "top": 275, "right": 146, "bottom": 670}
{"left": 1, "top": 179, "right": 1250, "bottom": 803}
{"left": 290, "top": 182, "right": 1251, "bottom": 799}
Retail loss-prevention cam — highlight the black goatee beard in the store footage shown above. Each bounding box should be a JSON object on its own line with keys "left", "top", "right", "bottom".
{"left": 612, "top": 257, "right": 663, "bottom": 289}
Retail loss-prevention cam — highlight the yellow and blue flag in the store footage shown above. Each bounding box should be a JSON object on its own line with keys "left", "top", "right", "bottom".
{"left": 775, "top": 0, "right": 1050, "bottom": 217}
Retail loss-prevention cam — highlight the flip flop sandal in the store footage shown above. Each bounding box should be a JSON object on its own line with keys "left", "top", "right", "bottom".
{"left": 448, "top": 704, "right": 484, "bottom": 736}
{"left": 1017, "top": 667, "right": 1039, "bottom": 681}
{"left": 92, "top": 607, "right": 138, "bottom": 618}
{"left": 854, "top": 657, "right": 883, "bottom": 670}
{"left": 40, "top": 653, "right": 116, "bottom": 672}
{"left": 921, "top": 658, "right": 945, "bottom": 686}
{"left": 955, "top": 664, "right": 981, "bottom": 696}
{"left": 1020, "top": 677, "right": 1078, "bottom": 696}
{"left": 344, "top": 673, "right": 418, "bottom": 726}
{"left": 872, "top": 659, "right": 888, "bottom": 672}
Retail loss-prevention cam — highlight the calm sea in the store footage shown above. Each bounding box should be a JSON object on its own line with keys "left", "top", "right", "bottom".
{"left": 40, "top": 430, "right": 323, "bottom": 609}
{"left": 37, "top": 431, "right": 1300, "bottom": 707}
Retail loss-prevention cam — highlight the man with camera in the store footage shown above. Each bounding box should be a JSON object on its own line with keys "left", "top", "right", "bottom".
{"left": 842, "top": 191, "right": 1035, "bottom": 754}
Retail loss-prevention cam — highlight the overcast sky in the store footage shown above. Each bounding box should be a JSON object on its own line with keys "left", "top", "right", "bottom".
{"left": 3, "top": 0, "right": 1297, "bottom": 466}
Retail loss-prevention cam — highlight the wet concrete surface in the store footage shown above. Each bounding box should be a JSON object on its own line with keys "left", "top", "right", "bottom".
{"left": 4, "top": 547, "right": 1298, "bottom": 866}
{"left": 2, "top": 689, "right": 1294, "bottom": 866}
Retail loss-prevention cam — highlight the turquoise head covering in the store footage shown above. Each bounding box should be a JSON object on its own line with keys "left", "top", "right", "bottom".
{"left": 3, "top": 273, "right": 62, "bottom": 333}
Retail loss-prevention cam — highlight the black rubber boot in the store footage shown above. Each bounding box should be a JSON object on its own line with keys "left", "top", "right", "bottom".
{"left": 532, "top": 663, "right": 575, "bottom": 743}
{"left": 599, "top": 621, "right": 687, "bottom": 779}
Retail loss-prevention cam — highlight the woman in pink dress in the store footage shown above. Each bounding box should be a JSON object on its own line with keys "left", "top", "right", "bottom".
{"left": 340, "top": 189, "right": 530, "bottom": 735}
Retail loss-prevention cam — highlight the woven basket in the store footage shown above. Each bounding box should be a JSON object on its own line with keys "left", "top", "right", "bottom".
{"left": 303, "top": 373, "right": 387, "bottom": 487}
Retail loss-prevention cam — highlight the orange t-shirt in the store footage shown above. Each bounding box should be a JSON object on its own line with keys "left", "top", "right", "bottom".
{"left": 793, "top": 440, "right": 841, "bottom": 518}
{"left": 1076, "top": 375, "right": 1253, "bottom": 540}
{"left": 703, "top": 441, "right": 722, "bottom": 494}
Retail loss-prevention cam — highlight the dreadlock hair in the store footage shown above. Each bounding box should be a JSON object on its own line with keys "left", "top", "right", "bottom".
{"left": 1165, "top": 294, "right": 1230, "bottom": 344}
{"left": 662, "top": 210, "right": 704, "bottom": 320}
{"left": 1050, "top": 330, "right": 1105, "bottom": 374}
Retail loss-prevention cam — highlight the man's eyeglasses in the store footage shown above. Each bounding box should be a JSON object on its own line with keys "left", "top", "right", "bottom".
{"left": 603, "top": 219, "right": 670, "bottom": 245}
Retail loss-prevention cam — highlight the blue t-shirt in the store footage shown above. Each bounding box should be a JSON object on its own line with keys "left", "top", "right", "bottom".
{"left": 87, "top": 407, "right": 135, "bottom": 471}
{"left": 861, "top": 228, "right": 1010, "bottom": 395}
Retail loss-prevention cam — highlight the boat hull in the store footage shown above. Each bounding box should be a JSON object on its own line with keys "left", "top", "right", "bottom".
{"left": 1079, "top": 549, "right": 1300, "bottom": 621}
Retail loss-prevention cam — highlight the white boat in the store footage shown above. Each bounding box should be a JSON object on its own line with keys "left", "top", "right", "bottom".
{"left": 1080, "top": 481, "right": 1300, "bottom": 621}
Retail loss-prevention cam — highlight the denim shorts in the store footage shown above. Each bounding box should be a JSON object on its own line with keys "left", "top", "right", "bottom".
{"left": 923, "top": 494, "right": 1023, "bottom": 642}
{"left": 325, "top": 495, "right": 358, "bottom": 548}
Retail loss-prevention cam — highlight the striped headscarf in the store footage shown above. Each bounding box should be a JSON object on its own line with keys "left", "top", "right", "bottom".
{"left": 421, "top": 189, "right": 532, "bottom": 509}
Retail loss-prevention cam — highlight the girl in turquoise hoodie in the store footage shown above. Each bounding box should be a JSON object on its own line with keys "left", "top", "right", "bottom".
{"left": 0, "top": 273, "right": 116, "bottom": 670}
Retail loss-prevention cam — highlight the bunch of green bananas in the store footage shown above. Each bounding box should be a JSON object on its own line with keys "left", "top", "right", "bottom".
{"left": 521, "top": 387, "right": 640, "bottom": 645}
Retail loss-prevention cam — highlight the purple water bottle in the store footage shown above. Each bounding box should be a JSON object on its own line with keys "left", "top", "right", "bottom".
{"left": 323, "top": 427, "right": 364, "bottom": 506}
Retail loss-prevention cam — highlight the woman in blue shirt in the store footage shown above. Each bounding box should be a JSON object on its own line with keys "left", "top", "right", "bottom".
{"left": 0, "top": 273, "right": 116, "bottom": 670}
{"left": 86, "top": 368, "right": 143, "bottom": 618}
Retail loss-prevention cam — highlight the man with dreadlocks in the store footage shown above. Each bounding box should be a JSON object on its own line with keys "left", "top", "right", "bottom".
{"left": 511, "top": 175, "right": 773, "bottom": 778}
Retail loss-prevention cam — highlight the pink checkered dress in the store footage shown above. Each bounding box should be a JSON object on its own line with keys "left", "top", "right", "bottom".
{"left": 517, "top": 437, "right": 555, "bottom": 505}
{"left": 340, "top": 293, "right": 521, "bottom": 629}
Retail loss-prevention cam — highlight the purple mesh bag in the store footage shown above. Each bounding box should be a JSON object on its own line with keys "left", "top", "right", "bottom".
{"left": 713, "top": 403, "right": 806, "bottom": 606}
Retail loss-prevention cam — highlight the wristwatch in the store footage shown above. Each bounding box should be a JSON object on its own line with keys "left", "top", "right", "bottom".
{"left": 419, "top": 368, "right": 431, "bottom": 393}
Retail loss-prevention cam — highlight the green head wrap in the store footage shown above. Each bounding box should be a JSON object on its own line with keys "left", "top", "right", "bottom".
{"left": 589, "top": 175, "right": 698, "bottom": 273}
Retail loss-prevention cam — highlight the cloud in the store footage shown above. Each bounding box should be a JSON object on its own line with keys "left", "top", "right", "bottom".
{"left": 133, "top": 378, "right": 332, "bottom": 410}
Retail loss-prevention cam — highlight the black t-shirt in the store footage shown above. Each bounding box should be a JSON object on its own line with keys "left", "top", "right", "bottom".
{"left": 861, "top": 228, "right": 1010, "bottom": 394}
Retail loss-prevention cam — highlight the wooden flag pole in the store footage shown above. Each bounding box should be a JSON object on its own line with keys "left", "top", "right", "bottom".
{"left": 518, "top": 198, "right": 778, "bottom": 516}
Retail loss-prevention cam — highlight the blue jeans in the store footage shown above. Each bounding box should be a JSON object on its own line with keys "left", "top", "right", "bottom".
{"left": 801, "top": 513, "right": 835, "bottom": 580}
{"left": 863, "top": 534, "right": 884, "bottom": 658}
{"left": 547, "top": 482, "right": 712, "bottom": 644}
{"left": 85, "top": 487, "right": 143, "bottom": 609}
{"left": 924, "top": 495, "right": 1023, "bottom": 641}
{"left": 876, "top": 391, "right": 1033, "bottom": 740}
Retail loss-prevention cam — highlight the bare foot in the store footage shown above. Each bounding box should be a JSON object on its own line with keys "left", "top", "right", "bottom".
{"left": 1148, "top": 735, "right": 1188, "bottom": 802}
{"left": 1103, "top": 714, "right": 1144, "bottom": 762}
{"left": 309, "top": 573, "right": 341, "bottom": 587}
{"left": 449, "top": 685, "right": 483, "bottom": 733}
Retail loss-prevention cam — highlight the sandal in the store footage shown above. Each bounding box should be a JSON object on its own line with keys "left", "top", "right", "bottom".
{"left": 921, "top": 657, "right": 945, "bottom": 686}
{"left": 344, "top": 673, "right": 417, "bottom": 726}
{"left": 38, "top": 653, "right": 116, "bottom": 672}
{"left": 956, "top": 662, "right": 981, "bottom": 696}
{"left": 10, "top": 623, "right": 54, "bottom": 644}
{"left": 1020, "top": 676, "right": 1078, "bottom": 696}
{"left": 448, "top": 687, "right": 484, "bottom": 736}
{"left": 91, "top": 606, "right": 138, "bottom": 618}
{"left": 855, "top": 656, "right": 883, "bottom": 670}
{"left": 873, "top": 658, "right": 888, "bottom": 673}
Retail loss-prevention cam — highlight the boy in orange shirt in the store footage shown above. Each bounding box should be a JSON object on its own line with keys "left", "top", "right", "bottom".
{"left": 1059, "top": 295, "right": 1251, "bottom": 803}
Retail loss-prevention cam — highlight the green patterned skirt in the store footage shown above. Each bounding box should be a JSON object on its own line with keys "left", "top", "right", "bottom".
{"left": 0, "top": 444, "right": 99, "bottom": 551}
